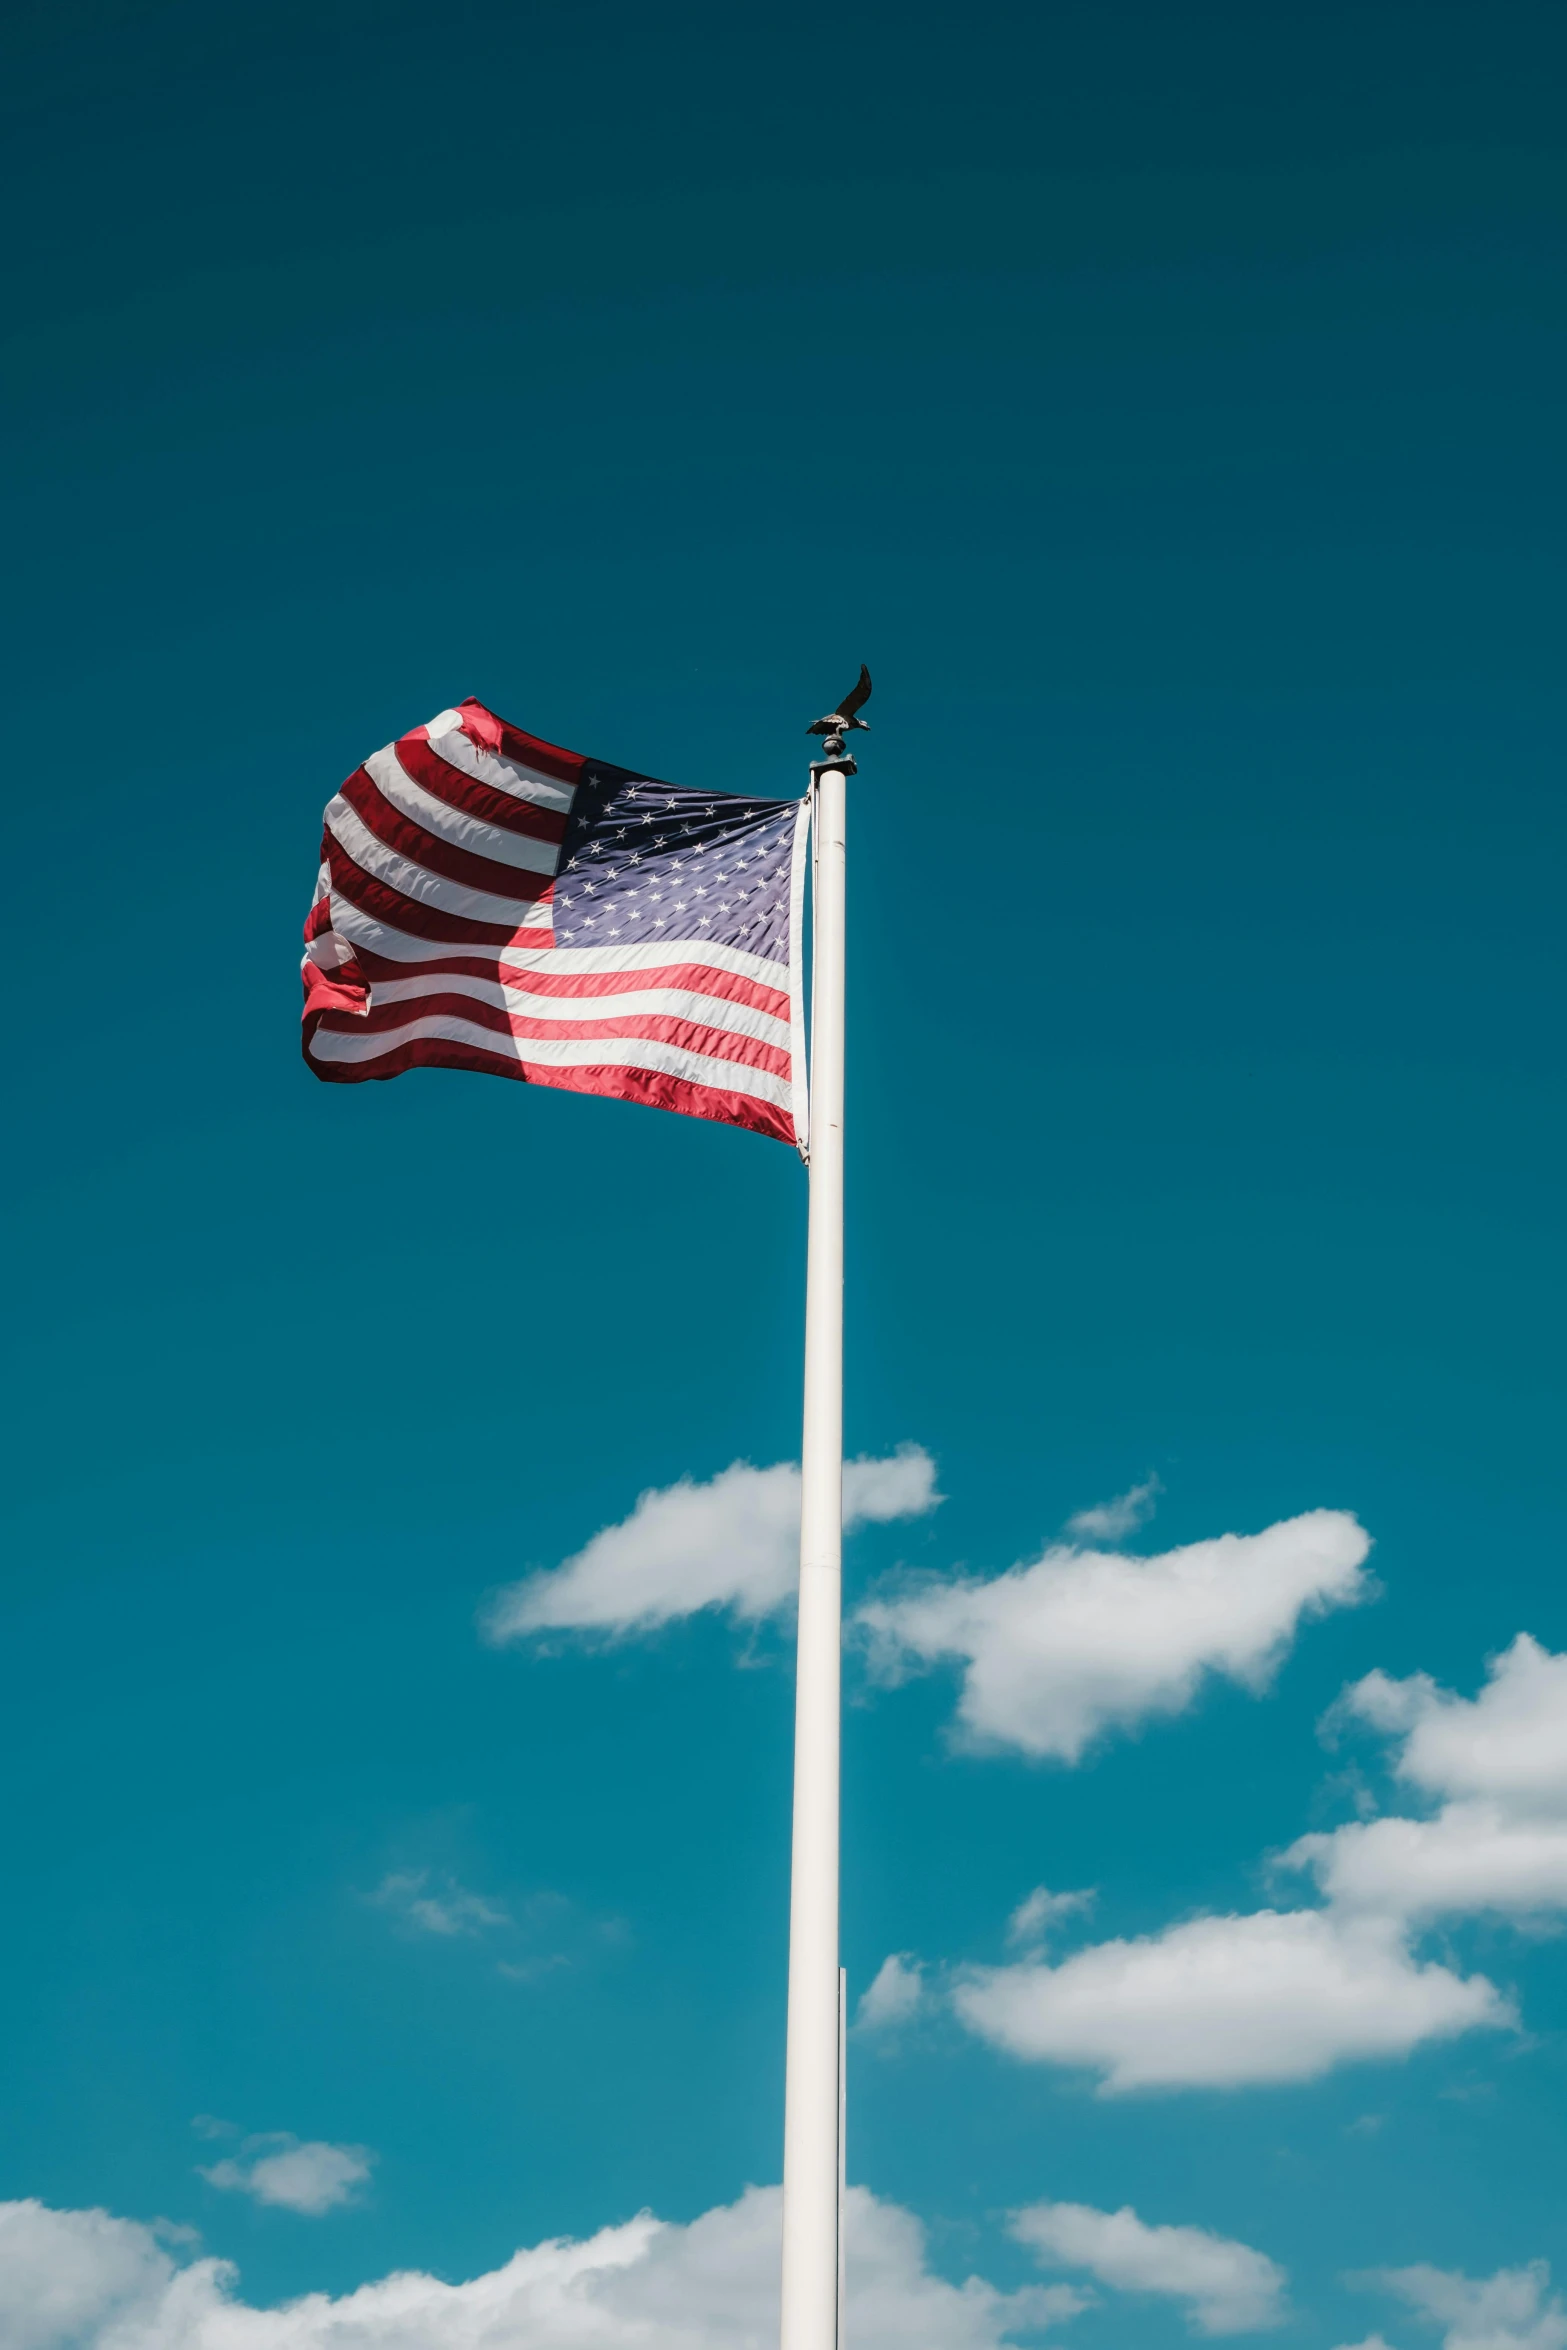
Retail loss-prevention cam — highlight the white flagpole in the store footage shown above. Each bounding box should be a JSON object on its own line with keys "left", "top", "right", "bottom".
{"left": 838, "top": 1964, "right": 848, "bottom": 2348}
{"left": 780, "top": 746, "right": 849, "bottom": 2350}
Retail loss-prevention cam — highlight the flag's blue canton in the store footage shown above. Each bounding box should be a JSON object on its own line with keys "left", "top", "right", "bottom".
{"left": 554, "top": 772, "right": 798, "bottom": 958}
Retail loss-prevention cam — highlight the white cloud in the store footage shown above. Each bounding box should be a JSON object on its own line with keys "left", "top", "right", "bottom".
{"left": 856, "top": 1954, "right": 927, "bottom": 2031}
{"left": 1286, "top": 1804, "right": 1567, "bottom": 1924}
{"left": 1013, "top": 2200, "right": 1286, "bottom": 2334}
{"left": 1007, "top": 1887, "right": 1096, "bottom": 1949}
{"left": 199, "top": 2135, "right": 374, "bottom": 2216}
{"left": 0, "top": 2200, "right": 180, "bottom": 2350}
{"left": 1339, "top": 1636, "right": 1567, "bottom": 1806}
{"left": 935, "top": 1629, "right": 1567, "bottom": 2093}
{"left": 954, "top": 1908, "right": 1510, "bottom": 2091}
{"left": 372, "top": 1870, "right": 509, "bottom": 1937}
{"left": 488, "top": 1447, "right": 940, "bottom": 1641}
{"left": 0, "top": 2183, "right": 1086, "bottom": 2350}
{"left": 1064, "top": 1477, "right": 1163, "bottom": 1543}
{"left": 857, "top": 1510, "right": 1373, "bottom": 1763}
{"left": 1364, "top": 2262, "right": 1567, "bottom": 2350}
{"left": 1287, "top": 1637, "right": 1567, "bottom": 1925}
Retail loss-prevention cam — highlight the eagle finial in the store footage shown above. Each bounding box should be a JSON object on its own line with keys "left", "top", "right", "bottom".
{"left": 805, "top": 665, "right": 872, "bottom": 761}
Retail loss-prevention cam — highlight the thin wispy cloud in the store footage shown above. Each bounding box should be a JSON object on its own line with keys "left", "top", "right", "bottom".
{"left": 1064, "top": 1477, "right": 1163, "bottom": 1543}
{"left": 369, "top": 1868, "right": 620, "bottom": 1987}
{"left": 371, "top": 1870, "right": 509, "bottom": 1938}
{"left": 854, "top": 1953, "right": 927, "bottom": 2033}
{"left": 1008, "top": 1886, "right": 1097, "bottom": 1949}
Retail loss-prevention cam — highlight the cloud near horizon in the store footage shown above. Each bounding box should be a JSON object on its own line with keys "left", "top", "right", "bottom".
{"left": 856, "top": 1509, "right": 1373, "bottom": 1763}
{"left": 11, "top": 2185, "right": 1552, "bottom": 2350}
{"left": 1012, "top": 2200, "right": 1287, "bottom": 2335}
{"left": 1354, "top": 2260, "right": 1567, "bottom": 2350}
{"left": 487, "top": 1447, "right": 939, "bottom": 1641}
{"left": 0, "top": 2184, "right": 1085, "bottom": 2350}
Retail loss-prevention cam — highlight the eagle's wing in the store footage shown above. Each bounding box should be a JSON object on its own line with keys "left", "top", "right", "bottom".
{"left": 837, "top": 663, "right": 873, "bottom": 720}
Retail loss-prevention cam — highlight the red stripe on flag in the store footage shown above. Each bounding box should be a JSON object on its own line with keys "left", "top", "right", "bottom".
{"left": 323, "top": 990, "right": 790, "bottom": 1078}
{"left": 302, "top": 965, "right": 369, "bottom": 1019}
{"left": 339, "top": 767, "right": 556, "bottom": 902}
{"left": 492, "top": 958, "right": 789, "bottom": 1021}
{"left": 344, "top": 944, "right": 785, "bottom": 1020}
{"left": 397, "top": 732, "right": 570, "bottom": 843}
{"left": 325, "top": 837, "right": 543, "bottom": 948}
{"left": 302, "top": 1028, "right": 792, "bottom": 1142}
{"left": 454, "top": 700, "right": 586, "bottom": 789}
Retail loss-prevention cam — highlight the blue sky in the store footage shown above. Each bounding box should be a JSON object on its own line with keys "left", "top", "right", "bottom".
{"left": 4, "top": 3, "right": 1567, "bottom": 2345}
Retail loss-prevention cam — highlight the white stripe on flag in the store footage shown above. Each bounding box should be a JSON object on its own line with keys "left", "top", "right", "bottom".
{"left": 366, "top": 971, "right": 792, "bottom": 1051}
{"left": 327, "top": 892, "right": 554, "bottom": 963}
{"left": 365, "top": 746, "right": 560, "bottom": 876}
{"left": 492, "top": 937, "right": 788, "bottom": 987}
{"left": 307, "top": 1014, "right": 793, "bottom": 1106}
{"left": 325, "top": 798, "right": 553, "bottom": 926}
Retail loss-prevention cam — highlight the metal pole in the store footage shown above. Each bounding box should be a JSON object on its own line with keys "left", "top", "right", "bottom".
{"left": 838, "top": 1964, "right": 848, "bottom": 2350}
{"left": 780, "top": 756, "right": 848, "bottom": 2350}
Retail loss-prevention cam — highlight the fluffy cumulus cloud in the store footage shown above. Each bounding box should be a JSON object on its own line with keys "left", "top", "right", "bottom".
{"left": 198, "top": 2134, "right": 374, "bottom": 2216}
{"left": 1288, "top": 1637, "right": 1567, "bottom": 1924}
{"left": 941, "top": 1631, "right": 1567, "bottom": 2090}
{"left": 1361, "top": 2262, "right": 1567, "bottom": 2350}
{"left": 488, "top": 1448, "right": 939, "bottom": 1641}
{"left": 954, "top": 1909, "right": 1510, "bottom": 2092}
{"left": 0, "top": 2183, "right": 1085, "bottom": 2350}
{"left": 1348, "top": 1635, "right": 1567, "bottom": 1803}
{"left": 0, "top": 2200, "right": 183, "bottom": 2350}
{"left": 1013, "top": 2200, "right": 1287, "bottom": 2335}
{"left": 856, "top": 1509, "right": 1373, "bottom": 1763}
{"left": 1288, "top": 1804, "right": 1567, "bottom": 1924}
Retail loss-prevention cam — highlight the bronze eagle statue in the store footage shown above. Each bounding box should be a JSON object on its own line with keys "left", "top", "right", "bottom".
{"left": 806, "top": 665, "right": 872, "bottom": 742}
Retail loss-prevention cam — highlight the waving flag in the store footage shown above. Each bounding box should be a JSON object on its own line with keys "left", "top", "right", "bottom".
{"left": 301, "top": 699, "right": 810, "bottom": 1145}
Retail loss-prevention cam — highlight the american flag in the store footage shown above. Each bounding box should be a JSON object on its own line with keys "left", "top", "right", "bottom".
{"left": 301, "top": 698, "right": 810, "bottom": 1146}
